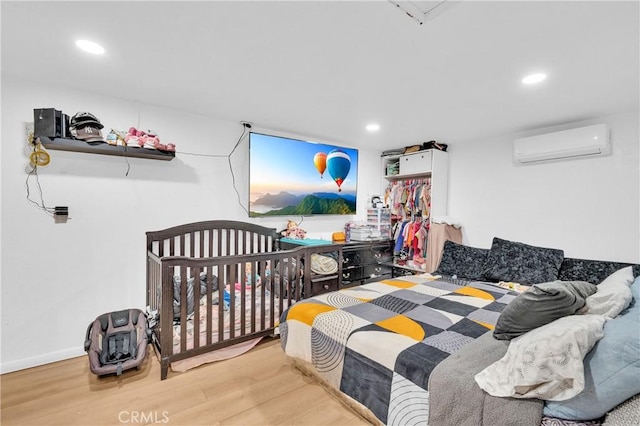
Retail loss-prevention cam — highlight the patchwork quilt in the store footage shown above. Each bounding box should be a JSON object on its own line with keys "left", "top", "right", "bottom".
{"left": 280, "top": 274, "right": 519, "bottom": 426}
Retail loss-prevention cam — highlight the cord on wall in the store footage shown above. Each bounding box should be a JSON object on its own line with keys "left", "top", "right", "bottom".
{"left": 23, "top": 119, "right": 251, "bottom": 219}
{"left": 174, "top": 121, "right": 252, "bottom": 214}
{"left": 229, "top": 122, "right": 252, "bottom": 215}
{"left": 24, "top": 127, "right": 70, "bottom": 222}
{"left": 25, "top": 165, "right": 55, "bottom": 218}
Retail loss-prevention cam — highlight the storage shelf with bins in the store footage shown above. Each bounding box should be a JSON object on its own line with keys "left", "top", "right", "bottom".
{"left": 366, "top": 208, "right": 392, "bottom": 240}
{"left": 39, "top": 137, "right": 176, "bottom": 161}
{"left": 381, "top": 149, "right": 448, "bottom": 219}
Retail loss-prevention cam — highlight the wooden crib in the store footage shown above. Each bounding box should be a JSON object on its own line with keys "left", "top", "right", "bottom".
{"left": 146, "top": 220, "right": 304, "bottom": 379}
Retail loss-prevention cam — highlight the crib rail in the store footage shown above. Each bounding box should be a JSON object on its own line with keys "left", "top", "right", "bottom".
{"left": 146, "top": 220, "right": 279, "bottom": 259}
{"left": 145, "top": 221, "right": 302, "bottom": 380}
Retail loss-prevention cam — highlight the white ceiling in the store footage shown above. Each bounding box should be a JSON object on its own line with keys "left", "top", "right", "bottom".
{"left": 2, "top": 1, "right": 638, "bottom": 151}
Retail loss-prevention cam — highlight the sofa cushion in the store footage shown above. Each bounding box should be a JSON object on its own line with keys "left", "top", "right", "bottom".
{"left": 482, "top": 237, "right": 565, "bottom": 284}
{"left": 493, "top": 280, "right": 597, "bottom": 340}
{"left": 434, "top": 240, "right": 489, "bottom": 280}
{"left": 558, "top": 258, "right": 640, "bottom": 285}
{"left": 543, "top": 275, "right": 640, "bottom": 420}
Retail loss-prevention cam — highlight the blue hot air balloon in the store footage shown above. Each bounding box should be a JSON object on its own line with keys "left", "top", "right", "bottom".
{"left": 326, "top": 149, "right": 351, "bottom": 192}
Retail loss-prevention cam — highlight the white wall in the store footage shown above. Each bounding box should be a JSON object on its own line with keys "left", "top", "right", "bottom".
{"left": 3, "top": 76, "right": 638, "bottom": 373}
{"left": 0, "top": 77, "right": 381, "bottom": 372}
{"left": 448, "top": 111, "right": 640, "bottom": 264}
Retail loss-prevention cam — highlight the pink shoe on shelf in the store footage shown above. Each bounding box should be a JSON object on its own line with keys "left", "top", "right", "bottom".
{"left": 125, "top": 134, "right": 140, "bottom": 147}
{"left": 143, "top": 135, "right": 159, "bottom": 149}
{"left": 157, "top": 142, "right": 175, "bottom": 152}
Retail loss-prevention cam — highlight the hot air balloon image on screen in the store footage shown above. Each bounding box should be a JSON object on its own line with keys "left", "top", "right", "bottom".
{"left": 326, "top": 149, "right": 351, "bottom": 192}
{"left": 313, "top": 152, "right": 327, "bottom": 178}
{"left": 248, "top": 132, "right": 358, "bottom": 217}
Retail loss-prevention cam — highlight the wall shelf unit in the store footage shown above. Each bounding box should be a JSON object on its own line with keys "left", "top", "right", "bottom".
{"left": 381, "top": 149, "right": 448, "bottom": 218}
{"left": 39, "top": 137, "right": 175, "bottom": 161}
{"left": 381, "top": 149, "right": 449, "bottom": 273}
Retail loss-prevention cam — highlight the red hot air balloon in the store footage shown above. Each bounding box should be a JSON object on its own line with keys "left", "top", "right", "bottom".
{"left": 326, "top": 149, "right": 351, "bottom": 192}
{"left": 313, "top": 152, "right": 327, "bottom": 178}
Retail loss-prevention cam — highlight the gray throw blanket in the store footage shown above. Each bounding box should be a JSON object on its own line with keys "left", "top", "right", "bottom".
{"left": 428, "top": 331, "right": 543, "bottom": 426}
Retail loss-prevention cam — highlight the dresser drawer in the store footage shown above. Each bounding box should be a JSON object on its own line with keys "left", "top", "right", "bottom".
{"left": 342, "top": 251, "right": 361, "bottom": 268}
{"left": 342, "top": 266, "right": 363, "bottom": 285}
{"left": 364, "top": 248, "right": 393, "bottom": 264}
{"left": 363, "top": 264, "right": 392, "bottom": 281}
{"left": 310, "top": 275, "right": 339, "bottom": 296}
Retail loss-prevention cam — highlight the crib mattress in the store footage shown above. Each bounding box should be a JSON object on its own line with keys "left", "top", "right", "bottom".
{"left": 171, "top": 288, "right": 290, "bottom": 371}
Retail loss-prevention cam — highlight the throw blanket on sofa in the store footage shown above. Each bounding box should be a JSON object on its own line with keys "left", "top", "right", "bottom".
{"left": 280, "top": 275, "right": 519, "bottom": 425}
{"left": 428, "top": 331, "right": 544, "bottom": 426}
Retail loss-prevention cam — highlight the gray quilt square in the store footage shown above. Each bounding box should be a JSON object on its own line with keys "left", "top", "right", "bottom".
{"left": 342, "top": 302, "right": 397, "bottom": 323}
{"left": 423, "top": 330, "right": 475, "bottom": 354}
{"left": 404, "top": 305, "right": 461, "bottom": 330}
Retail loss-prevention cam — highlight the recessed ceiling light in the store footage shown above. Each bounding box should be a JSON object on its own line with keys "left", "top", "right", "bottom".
{"left": 75, "top": 39, "right": 105, "bottom": 55}
{"left": 522, "top": 73, "right": 547, "bottom": 85}
{"left": 366, "top": 123, "right": 380, "bottom": 132}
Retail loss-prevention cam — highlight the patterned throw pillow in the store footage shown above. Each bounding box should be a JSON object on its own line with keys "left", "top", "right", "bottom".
{"left": 434, "top": 240, "right": 489, "bottom": 280}
{"left": 482, "top": 237, "right": 564, "bottom": 284}
{"left": 558, "top": 258, "right": 640, "bottom": 285}
{"left": 493, "top": 280, "right": 597, "bottom": 340}
{"left": 476, "top": 314, "right": 606, "bottom": 401}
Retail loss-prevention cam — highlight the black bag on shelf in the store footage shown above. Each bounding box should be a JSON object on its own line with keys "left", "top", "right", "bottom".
{"left": 423, "top": 140, "right": 448, "bottom": 152}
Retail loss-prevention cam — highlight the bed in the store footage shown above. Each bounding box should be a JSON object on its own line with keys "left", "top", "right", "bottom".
{"left": 280, "top": 237, "right": 640, "bottom": 426}
{"left": 146, "top": 220, "right": 306, "bottom": 380}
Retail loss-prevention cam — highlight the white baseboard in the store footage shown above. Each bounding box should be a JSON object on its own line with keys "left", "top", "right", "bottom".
{"left": 1, "top": 346, "right": 85, "bottom": 374}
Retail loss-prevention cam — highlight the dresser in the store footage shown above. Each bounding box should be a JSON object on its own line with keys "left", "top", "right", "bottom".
{"left": 278, "top": 238, "right": 343, "bottom": 297}
{"left": 279, "top": 238, "right": 395, "bottom": 295}
{"left": 340, "top": 239, "right": 394, "bottom": 287}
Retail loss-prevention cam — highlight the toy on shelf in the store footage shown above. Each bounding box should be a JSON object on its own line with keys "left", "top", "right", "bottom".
{"left": 280, "top": 220, "right": 307, "bottom": 240}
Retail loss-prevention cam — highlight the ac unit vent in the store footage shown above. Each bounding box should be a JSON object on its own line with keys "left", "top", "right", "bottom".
{"left": 514, "top": 124, "right": 610, "bottom": 165}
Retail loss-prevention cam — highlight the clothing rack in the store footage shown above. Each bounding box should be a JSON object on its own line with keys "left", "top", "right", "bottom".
{"left": 385, "top": 177, "right": 432, "bottom": 221}
{"left": 385, "top": 177, "right": 434, "bottom": 271}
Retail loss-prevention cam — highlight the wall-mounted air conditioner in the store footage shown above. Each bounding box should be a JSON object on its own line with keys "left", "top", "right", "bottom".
{"left": 513, "top": 124, "right": 610, "bottom": 165}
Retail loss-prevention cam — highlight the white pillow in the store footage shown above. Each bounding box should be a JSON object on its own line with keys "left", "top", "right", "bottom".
{"left": 475, "top": 314, "right": 606, "bottom": 401}
{"left": 583, "top": 266, "right": 634, "bottom": 318}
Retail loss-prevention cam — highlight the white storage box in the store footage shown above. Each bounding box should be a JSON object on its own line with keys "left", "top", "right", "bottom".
{"left": 350, "top": 227, "right": 381, "bottom": 241}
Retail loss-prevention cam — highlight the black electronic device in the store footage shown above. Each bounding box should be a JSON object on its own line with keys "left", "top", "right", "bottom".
{"left": 33, "top": 108, "right": 69, "bottom": 139}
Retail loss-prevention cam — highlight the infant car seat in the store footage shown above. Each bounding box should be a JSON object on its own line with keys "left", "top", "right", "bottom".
{"left": 84, "top": 308, "right": 152, "bottom": 377}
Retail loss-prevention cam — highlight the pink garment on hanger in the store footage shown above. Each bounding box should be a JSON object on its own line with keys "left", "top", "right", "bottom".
{"left": 425, "top": 223, "right": 463, "bottom": 273}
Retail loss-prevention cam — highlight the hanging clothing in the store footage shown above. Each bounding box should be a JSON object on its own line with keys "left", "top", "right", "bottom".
{"left": 425, "top": 223, "right": 463, "bottom": 273}
{"left": 394, "top": 221, "right": 408, "bottom": 254}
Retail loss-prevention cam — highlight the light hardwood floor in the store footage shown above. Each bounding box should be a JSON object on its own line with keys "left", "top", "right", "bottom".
{"left": 1, "top": 338, "right": 370, "bottom": 426}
